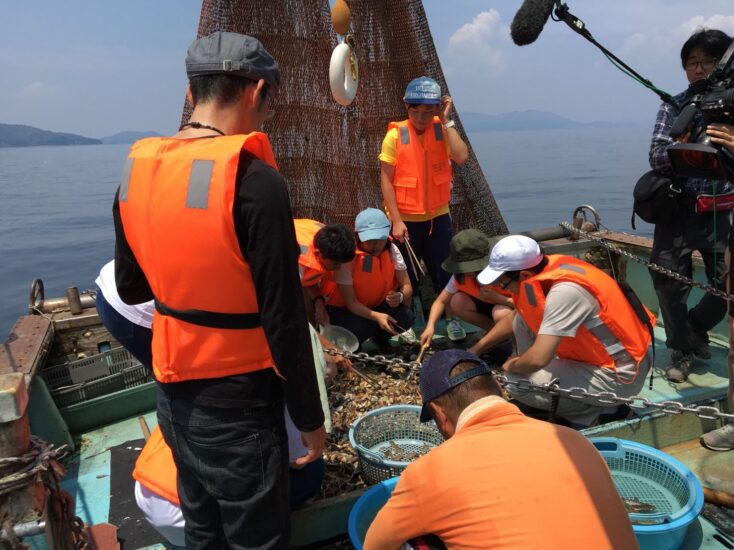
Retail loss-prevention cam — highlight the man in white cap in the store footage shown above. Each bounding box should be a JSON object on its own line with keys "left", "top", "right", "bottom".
{"left": 475, "top": 235, "right": 655, "bottom": 426}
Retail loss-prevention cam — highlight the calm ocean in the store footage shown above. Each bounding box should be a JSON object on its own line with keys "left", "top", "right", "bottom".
{"left": 0, "top": 125, "right": 654, "bottom": 336}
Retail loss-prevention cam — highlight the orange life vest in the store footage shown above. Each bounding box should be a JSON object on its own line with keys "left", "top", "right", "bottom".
{"left": 132, "top": 426, "right": 179, "bottom": 506}
{"left": 389, "top": 117, "right": 453, "bottom": 215}
{"left": 118, "top": 134, "right": 278, "bottom": 383}
{"left": 513, "top": 255, "right": 655, "bottom": 370}
{"left": 454, "top": 273, "right": 511, "bottom": 302}
{"left": 323, "top": 243, "right": 397, "bottom": 308}
{"left": 295, "top": 219, "right": 327, "bottom": 287}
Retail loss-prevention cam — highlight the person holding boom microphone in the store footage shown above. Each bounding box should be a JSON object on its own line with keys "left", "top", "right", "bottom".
{"left": 648, "top": 30, "right": 734, "bottom": 381}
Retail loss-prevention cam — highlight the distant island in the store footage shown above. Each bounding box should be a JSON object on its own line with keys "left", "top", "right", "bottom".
{"left": 100, "top": 131, "right": 162, "bottom": 144}
{"left": 0, "top": 124, "right": 163, "bottom": 148}
{"left": 0, "top": 123, "right": 101, "bottom": 147}
{"left": 460, "top": 110, "right": 630, "bottom": 132}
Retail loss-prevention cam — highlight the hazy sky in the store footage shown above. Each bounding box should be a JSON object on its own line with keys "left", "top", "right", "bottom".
{"left": 1, "top": 1, "right": 733, "bottom": 138}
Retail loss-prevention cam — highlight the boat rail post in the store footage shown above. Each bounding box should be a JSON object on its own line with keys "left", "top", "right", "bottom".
{"left": 0, "top": 373, "right": 45, "bottom": 530}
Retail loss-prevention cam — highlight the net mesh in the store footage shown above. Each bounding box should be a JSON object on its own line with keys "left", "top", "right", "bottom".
{"left": 184, "top": 0, "right": 507, "bottom": 235}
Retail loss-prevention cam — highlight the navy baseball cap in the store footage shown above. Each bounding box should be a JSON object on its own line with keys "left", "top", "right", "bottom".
{"left": 419, "top": 349, "right": 491, "bottom": 422}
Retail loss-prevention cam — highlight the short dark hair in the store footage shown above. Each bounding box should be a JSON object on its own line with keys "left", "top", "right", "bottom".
{"left": 189, "top": 74, "right": 258, "bottom": 107}
{"left": 432, "top": 361, "right": 502, "bottom": 419}
{"left": 314, "top": 224, "right": 356, "bottom": 263}
{"left": 680, "top": 29, "right": 731, "bottom": 68}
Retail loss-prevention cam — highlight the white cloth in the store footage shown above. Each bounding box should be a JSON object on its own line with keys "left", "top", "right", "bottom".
{"left": 444, "top": 275, "right": 459, "bottom": 295}
{"left": 95, "top": 260, "right": 154, "bottom": 328}
{"left": 333, "top": 243, "right": 407, "bottom": 285}
{"left": 134, "top": 482, "right": 186, "bottom": 547}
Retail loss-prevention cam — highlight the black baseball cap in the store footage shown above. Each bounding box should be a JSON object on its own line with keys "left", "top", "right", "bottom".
{"left": 418, "top": 349, "right": 492, "bottom": 422}
{"left": 185, "top": 31, "right": 281, "bottom": 86}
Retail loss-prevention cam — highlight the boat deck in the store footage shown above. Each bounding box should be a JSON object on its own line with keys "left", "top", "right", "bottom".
{"left": 52, "top": 326, "right": 733, "bottom": 549}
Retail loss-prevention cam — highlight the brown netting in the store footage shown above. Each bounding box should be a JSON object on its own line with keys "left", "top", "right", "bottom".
{"left": 183, "top": 0, "right": 507, "bottom": 235}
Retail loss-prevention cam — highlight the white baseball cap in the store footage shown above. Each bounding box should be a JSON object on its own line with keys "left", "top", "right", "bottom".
{"left": 477, "top": 235, "right": 543, "bottom": 285}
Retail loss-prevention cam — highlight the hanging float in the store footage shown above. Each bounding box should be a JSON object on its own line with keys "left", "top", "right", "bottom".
{"left": 329, "top": 0, "right": 359, "bottom": 106}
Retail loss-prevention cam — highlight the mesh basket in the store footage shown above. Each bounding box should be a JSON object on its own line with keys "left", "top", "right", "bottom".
{"left": 349, "top": 405, "right": 444, "bottom": 485}
{"left": 39, "top": 348, "right": 153, "bottom": 407}
{"left": 591, "top": 438, "right": 704, "bottom": 550}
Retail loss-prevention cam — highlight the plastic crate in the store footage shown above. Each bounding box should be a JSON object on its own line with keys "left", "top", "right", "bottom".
{"left": 349, "top": 405, "right": 444, "bottom": 485}
{"left": 591, "top": 438, "right": 704, "bottom": 550}
{"left": 39, "top": 348, "right": 153, "bottom": 407}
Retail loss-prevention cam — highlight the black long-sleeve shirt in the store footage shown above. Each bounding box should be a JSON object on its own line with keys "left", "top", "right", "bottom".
{"left": 113, "top": 147, "right": 324, "bottom": 432}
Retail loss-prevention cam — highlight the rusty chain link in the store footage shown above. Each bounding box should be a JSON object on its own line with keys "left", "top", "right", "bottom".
{"left": 323, "top": 347, "right": 734, "bottom": 422}
{"left": 560, "top": 222, "right": 734, "bottom": 302}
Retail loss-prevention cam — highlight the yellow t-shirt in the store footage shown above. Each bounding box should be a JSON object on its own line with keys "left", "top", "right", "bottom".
{"left": 379, "top": 127, "right": 451, "bottom": 222}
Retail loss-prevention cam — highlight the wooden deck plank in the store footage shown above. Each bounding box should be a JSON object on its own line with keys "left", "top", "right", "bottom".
{"left": 0, "top": 315, "right": 53, "bottom": 378}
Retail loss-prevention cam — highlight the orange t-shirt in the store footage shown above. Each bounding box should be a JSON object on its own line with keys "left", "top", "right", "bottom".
{"left": 364, "top": 397, "right": 637, "bottom": 550}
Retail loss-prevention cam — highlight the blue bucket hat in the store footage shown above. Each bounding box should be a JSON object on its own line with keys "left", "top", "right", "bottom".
{"left": 355, "top": 208, "right": 391, "bottom": 241}
{"left": 419, "top": 349, "right": 491, "bottom": 422}
{"left": 404, "top": 76, "right": 441, "bottom": 105}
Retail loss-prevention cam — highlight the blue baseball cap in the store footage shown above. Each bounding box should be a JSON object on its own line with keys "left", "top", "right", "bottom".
{"left": 403, "top": 76, "right": 441, "bottom": 105}
{"left": 355, "top": 208, "right": 391, "bottom": 241}
{"left": 419, "top": 349, "right": 492, "bottom": 422}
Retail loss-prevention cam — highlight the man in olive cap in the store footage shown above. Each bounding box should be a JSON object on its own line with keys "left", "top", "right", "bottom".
{"left": 420, "top": 229, "right": 514, "bottom": 347}
{"left": 114, "top": 32, "right": 326, "bottom": 548}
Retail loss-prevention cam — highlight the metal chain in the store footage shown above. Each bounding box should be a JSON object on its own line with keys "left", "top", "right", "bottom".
{"left": 324, "top": 348, "right": 734, "bottom": 421}
{"left": 561, "top": 222, "right": 734, "bottom": 302}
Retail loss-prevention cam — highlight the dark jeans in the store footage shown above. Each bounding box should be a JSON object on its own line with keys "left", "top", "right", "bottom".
{"left": 156, "top": 387, "right": 289, "bottom": 549}
{"left": 95, "top": 288, "right": 153, "bottom": 371}
{"left": 650, "top": 208, "right": 730, "bottom": 352}
{"left": 328, "top": 302, "right": 416, "bottom": 345}
{"left": 289, "top": 458, "right": 325, "bottom": 509}
{"left": 396, "top": 214, "right": 453, "bottom": 293}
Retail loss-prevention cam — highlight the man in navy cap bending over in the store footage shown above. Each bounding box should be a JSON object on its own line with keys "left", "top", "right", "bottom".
{"left": 114, "top": 32, "right": 326, "bottom": 548}
{"left": 364, "top": 349, "right": 636, "bottom": 549}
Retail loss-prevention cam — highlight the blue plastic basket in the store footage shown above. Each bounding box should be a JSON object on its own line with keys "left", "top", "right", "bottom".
{"left": 348, "top": 405, "right": 444, "bottom": 485}
{"left": 591, "top": 438, "right": 704, "bottom": 550}
{"left": 348, "top": 477, "right": 399, "bottom": 550}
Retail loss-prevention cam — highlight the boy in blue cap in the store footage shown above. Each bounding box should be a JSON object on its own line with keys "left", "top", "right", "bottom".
{"left": 379, "top": 77, "right": 469, "bottom": 340}
{"left": 321, "top": 208, "right": 415, "bottom": 349}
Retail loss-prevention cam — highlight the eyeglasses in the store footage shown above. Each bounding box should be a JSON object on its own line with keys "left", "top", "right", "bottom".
{"left": 684, "top": 58, "right": 718, "bottom": 71}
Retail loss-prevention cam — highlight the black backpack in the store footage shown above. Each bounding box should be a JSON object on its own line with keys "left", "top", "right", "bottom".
{"left": 631, "top": 170, "right": 682, "bottom": 229}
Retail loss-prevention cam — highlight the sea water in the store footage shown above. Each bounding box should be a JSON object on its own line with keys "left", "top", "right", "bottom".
{"left": 0, "top": 125, "right": 655, "bottom": 336}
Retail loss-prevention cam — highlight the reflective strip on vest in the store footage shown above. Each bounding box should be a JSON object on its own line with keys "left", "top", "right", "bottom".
{"left": 524, "top": 283, "right": 537, "bottom": 307}
{"left": 584, "top": 316, "right": 628, "bottom": 358}
{"left": 300, "top": 244, "right": 309, "bottom": 255}
{"left": 399, "top": 126, "right": 410, "bottom": 145}
{"left": 433, "top": 122, "right": 443, "bottom": 142}
{"left": 186, "top": 160, "right": 214, "bottom": 209}
{"left": 362, "top": 255, "right": 373, "bottom": 273}
{"left": 560, "top": 263, "right": 586, "bottom": 275}
{"left": 119, "top": 158, "right": 134, "bottom": 202}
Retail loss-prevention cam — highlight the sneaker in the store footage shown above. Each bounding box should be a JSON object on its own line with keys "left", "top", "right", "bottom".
{"left": 446, "top": 319, "right": 466, "bottom": 342}
{"left": 700, "top": 423, "right": 734, "bottom": 452}
{"left": 664, "top": 350, "right": 694, "bottom": 383}
{"left": 689, "top": 330, "right": 712, "bottom": 360}
{"left": 397, "top": 328, "right": 418, "bottom": 345}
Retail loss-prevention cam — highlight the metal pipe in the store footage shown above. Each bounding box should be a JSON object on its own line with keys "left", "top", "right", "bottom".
{"left": 66, "top": 287, "right": 83, "bottom": 315}
{"left": 518, "top": 225, "right": 572, "bottom": 242}
{"left": 0, "top": 520, "right": 46, "bottom": 540}
{"left": 36, "top": 294, "right": 96, "bottom": 314}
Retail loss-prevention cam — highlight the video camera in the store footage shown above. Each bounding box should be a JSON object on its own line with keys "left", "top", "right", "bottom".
{"left": 668, "top": 38, "right": 734, "bottom": 180}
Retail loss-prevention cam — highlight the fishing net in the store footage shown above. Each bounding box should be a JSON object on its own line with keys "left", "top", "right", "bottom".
{"left": 184, "top": 0, "right": 507, "bottom": 235}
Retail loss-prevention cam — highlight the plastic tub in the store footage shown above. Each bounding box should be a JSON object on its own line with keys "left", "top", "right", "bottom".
{"left": 348, "top": 477, "right": 399, "bottom": 550}
{"left": 590, "top": 438, "right": 704, "bottom": 550}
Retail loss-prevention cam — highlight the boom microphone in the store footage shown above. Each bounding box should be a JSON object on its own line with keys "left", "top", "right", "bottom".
{"left": 510, "top": 0, "right": 557, "bottom": 46}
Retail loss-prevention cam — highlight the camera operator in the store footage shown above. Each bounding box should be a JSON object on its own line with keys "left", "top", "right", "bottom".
{"left": 648, "top": 30, "right": 733, "bottom": 381}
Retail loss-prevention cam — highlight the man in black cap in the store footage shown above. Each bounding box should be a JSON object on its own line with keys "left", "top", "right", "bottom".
{"left": 364, "top": 350, "right": 637, "bottom": 549}
{"left": 113, "top": 32, "right": 325, "bottom": 548}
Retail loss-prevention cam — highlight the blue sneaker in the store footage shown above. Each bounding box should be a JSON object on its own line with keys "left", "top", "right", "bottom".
{"left": 446, "top": 319, "right": 466, "bottom": 342}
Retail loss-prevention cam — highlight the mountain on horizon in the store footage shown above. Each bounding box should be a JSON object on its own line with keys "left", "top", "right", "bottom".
{"left": 100, "top": 130, "right": 163, "bottom": 144}
{"left": 0, "top": 123, "right": 101, "bottom": 148}
{"left": 461, "top": 110, "right": 630, "bottom": 132}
